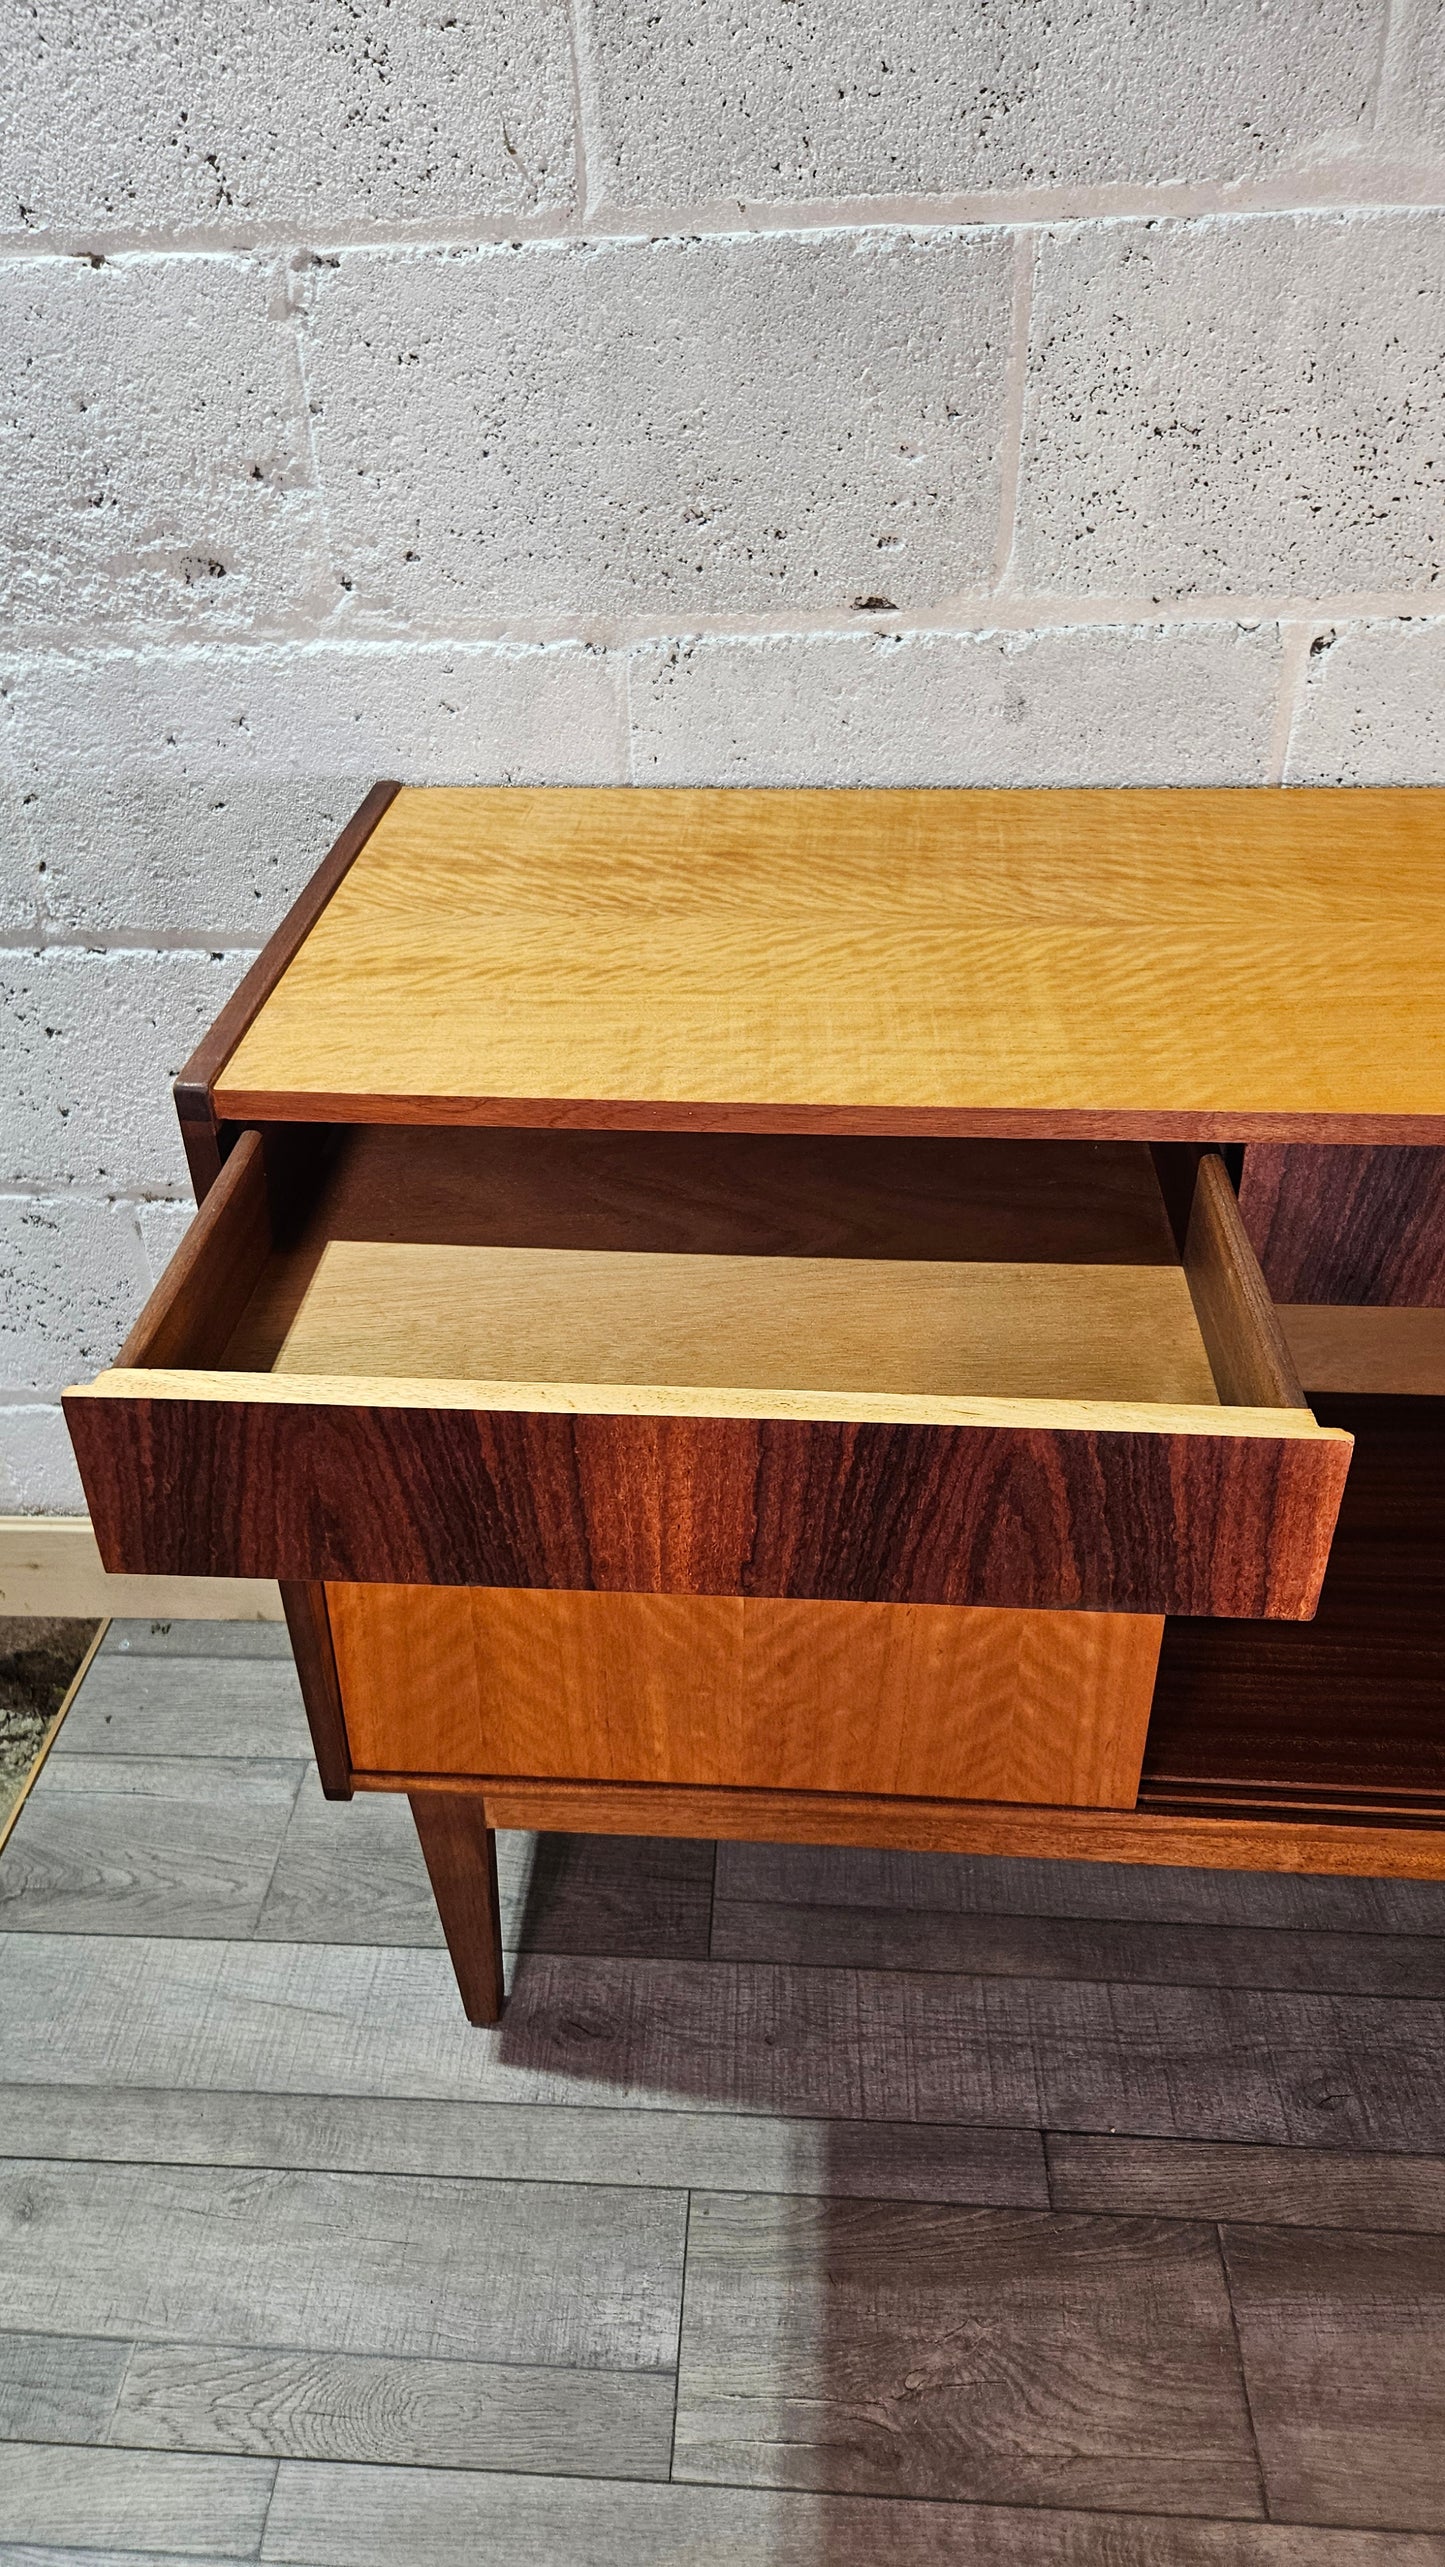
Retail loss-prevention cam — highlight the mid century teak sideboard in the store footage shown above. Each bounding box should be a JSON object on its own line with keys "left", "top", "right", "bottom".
{"left": 64, "top": 784, "right": 1445, "bottom": 2023}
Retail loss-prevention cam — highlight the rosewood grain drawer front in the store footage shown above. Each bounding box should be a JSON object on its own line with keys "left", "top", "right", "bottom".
{"left": 62, "top": 785, "right": 1445, "bottom": 2023}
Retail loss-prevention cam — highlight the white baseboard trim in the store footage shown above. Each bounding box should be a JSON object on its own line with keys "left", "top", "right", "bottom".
{"left": 0, "top": 1518, "right": 284, "bottom": 1621}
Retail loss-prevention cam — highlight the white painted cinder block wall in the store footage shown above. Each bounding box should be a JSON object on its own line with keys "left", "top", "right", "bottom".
{"left": 3, "top": 3, "right": 1444, "bottom": 1512}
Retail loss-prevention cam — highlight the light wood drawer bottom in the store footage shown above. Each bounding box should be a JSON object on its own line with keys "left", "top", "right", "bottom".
{"left": 326, "top": 1584, "right": 1163, "bottom": 1811}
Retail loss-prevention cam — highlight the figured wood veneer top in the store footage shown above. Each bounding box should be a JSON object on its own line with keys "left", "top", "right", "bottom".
{"left": 211, "top": 785, "right": 1445, "bottom": 1138}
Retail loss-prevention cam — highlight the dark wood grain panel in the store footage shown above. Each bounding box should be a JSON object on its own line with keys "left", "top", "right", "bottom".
{"left": 64, "top": 1396, "right": 1351, "bottom": 1620}
{"left": 1144, "top": 1397, "right": 1445, "bottom": 1815}
{"left": 279, "top": 1583, "right": 353, "bottom": 1801}
{"left": 1238, "top": 1144, "right": 1445, "bottom": 1304}
{"left": 172, "top": 779, "right": 399, "bottom": 1202}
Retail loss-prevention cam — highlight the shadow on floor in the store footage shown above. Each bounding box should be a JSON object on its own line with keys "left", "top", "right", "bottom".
{"left": 505, "top": 1828, "right": 1445, "bottom": 2542}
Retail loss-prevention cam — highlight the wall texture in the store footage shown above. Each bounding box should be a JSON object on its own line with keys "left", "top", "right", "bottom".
{"left": 2, "top": 1, "right": 1443, "bottom": 1511}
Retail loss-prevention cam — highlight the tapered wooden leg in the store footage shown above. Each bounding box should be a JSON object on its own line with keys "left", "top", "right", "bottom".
{"left": 409, "top": 1792, "right": 506, "bottom": 2024}
{"left": 280, "top": 1582, "right": 353, "bottom": 1801}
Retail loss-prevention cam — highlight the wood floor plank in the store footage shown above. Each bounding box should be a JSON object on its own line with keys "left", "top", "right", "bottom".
{"left": 0, "top": 2548, "right": 235, "bottom": 2566}
{"left": 109, "top": 2342, "right": 675, "bottom": 2478}
{"left": 675, "top": 2195, "right": 1261, "bottom": 2514}
{"left": 0, "top": 2085, "right": 1046, "bottom": 2206}
{"left": 255, "top": 1782, "right": 713, "bottom": 1958}
{"left": 1049, "top": 2136, "right": 1445, "bottom": 2232}
{"left": 0, "top": 2333, "right": 130, "bottom": 2446}
{"left": 0, "top": 2442, "right": 273, "bottom": 2553}
{"left": 712, "top": 1899, "right": 1445, "bottom": 1997}
{"left": 256, "top": 2464, "right": 1445, "bottom": 2564}
{"left": 102, "top": 1620, "right": 293, "bottom": 1660}
{"left": 4, "top": 1938, "right": 1445, "bottom": 2150}
{"left": 714, "top": 1841, "right": 1445, "bottom": 1933}
{"left": 1224, "top": 2225, "right": 1445, "bottom": 2531}
{"left": 502, "top": 1830, "right": 715, "bottom": 1960}
{"left": 0, "top": 2160, "right": 683, "bottom": 2375}
{"left": 251, "top": 1770, "right": 443, "bottom": 1948}
{"left": 0, "top": 1762, "right": 307, "bottom": 1939}
{"left": 59, "top": 1659, "right": 310, "bottom": 1763}
{"left": 0, "top": 2551, "right": 242, "bottom": 2566}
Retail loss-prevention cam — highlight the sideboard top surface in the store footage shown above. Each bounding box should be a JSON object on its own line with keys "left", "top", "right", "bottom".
{"left": 208, "top": 785, "right": 1445, "bottom": 1140}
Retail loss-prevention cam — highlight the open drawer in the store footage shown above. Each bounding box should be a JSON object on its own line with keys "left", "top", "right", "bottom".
{"left": 65, "top": 1127, "right": 1351, "bottom": 1618}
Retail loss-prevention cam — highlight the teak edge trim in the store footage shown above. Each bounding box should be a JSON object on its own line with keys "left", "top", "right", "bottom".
{"left": 174, "top": 779, "right": 401, "bottom": 1202}
{"left": 204, "top": 1091, "right": 1445, "bottom": 1148}
{"left": 348, "top": 1771, "right": 1445, "bottom": 1880}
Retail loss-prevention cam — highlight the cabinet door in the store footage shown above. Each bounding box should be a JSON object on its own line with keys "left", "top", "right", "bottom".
{"left": 324, "top": 1584, "right": 1164, "bottom": 1810}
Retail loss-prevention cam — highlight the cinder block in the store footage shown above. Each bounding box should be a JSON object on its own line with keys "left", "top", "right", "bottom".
{"left": 584, "top": 0, "right": 1379, "bottom": 205}
{"left": 1287, "top": 617, "right": 1445, "bottom": 781}
{"left": 1, "top": 257, "right": 329, "bottom": 641}
{"left": 1, "top": 949, "right": 258, "bottom": 1192}
{"left": 0, "top": 778, "right": 41, "bottom": 932}
{"left": 1383, "top": 3, "right": 1445, "bottom": 155}
{"left": 26, "top": 779, "right": 362, "bottom": 939}
{"left": 629, "top": 622, "right": 1282, "bottom": 784}
{"left": 8, "top": 642, "right": 627, "bottom": 784}
{"left": 0, "top": 1405, "right": 87, "bottom": 1513}
{"left": 0, "top": 1192, "right": 152, "bottom": 1388}
{"left": 301, "top": 233, "right": 1014, "bottom": 619}
{"left": 136, "top": 1198, "right": 194, "bottom": 1284}
{"left": 1, "top": 1, "right": 574, "bottom": 239}
{"left": 1015, "top": 215, "right": 1445, "bottom": 599}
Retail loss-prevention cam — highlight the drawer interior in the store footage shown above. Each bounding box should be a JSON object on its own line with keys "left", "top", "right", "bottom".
{"left": 232, "top": 1243, "right": 1217, "bottom": 1405}
{"left": 145, "top": 1125, "right": 1299, "bottom": 1417}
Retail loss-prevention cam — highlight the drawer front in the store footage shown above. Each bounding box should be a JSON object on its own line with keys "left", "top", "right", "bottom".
{"left": 326, "top": 1584, "right": 1164, "bottom": 1810}
{"left": 65, "top": 1126, "right": 1352, "bottom": 1622}
{"left": 70, "top": 1384, "right": 1349, "bottom": 1619}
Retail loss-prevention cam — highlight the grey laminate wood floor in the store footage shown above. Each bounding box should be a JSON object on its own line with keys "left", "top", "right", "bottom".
{"left": 3, "top": 1621, "right": 1445, "bottom": 2563}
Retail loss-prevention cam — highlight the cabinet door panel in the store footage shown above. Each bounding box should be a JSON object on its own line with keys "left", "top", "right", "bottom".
{"left": 326, "top": 1583, "right": 1162, "bottom": 1811}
